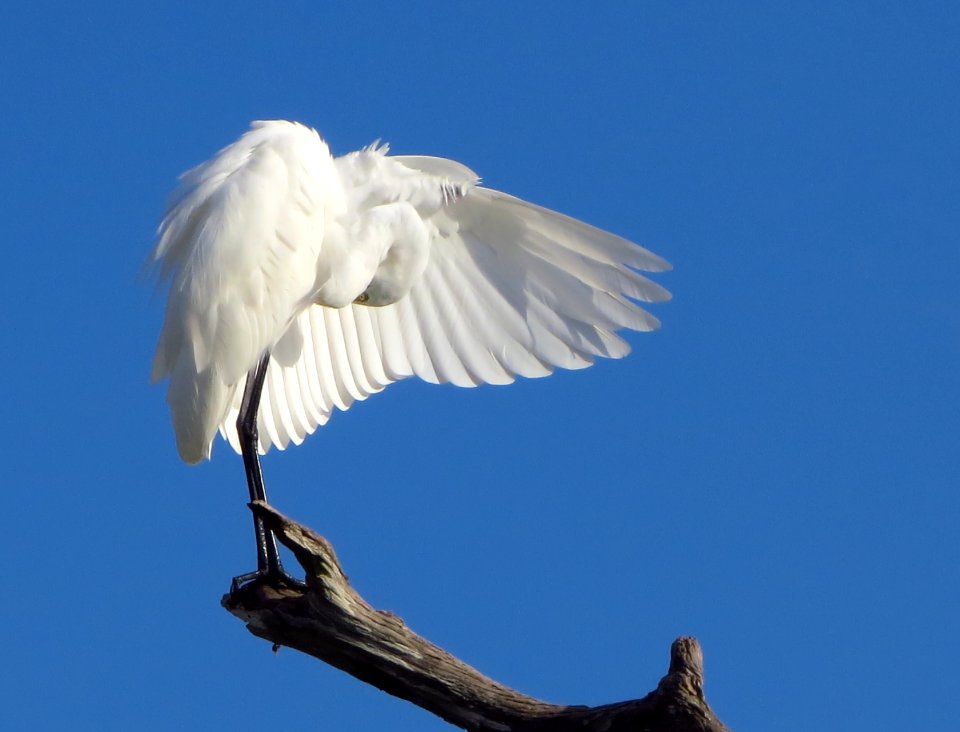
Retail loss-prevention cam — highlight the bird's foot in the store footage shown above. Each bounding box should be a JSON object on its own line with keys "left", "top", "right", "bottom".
{"left": 230, "top": 565, "right": 306, "bottom": 594}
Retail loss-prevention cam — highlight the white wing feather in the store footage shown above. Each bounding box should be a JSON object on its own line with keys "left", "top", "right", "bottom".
{"left": 217, "top": 147, "right": 671, "bottom": 456}
{"left": 152, "top": 121, "right": 670, "bottom": 461}
{"left": 151, "top": 121, "right": 341, "bottom": 462}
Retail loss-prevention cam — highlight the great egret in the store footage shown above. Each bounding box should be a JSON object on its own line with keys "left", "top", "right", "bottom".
{"left": 150, "top": 120, "right": 671, "bottom": 586}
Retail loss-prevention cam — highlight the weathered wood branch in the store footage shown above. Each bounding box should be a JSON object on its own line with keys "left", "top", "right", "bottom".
{"left": 222, "top": 501, "right": 731, "bottom": 731}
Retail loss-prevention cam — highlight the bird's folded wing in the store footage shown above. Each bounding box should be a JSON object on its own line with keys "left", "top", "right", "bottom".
{"left": 151, "top": 121, "right": 339, "bottom": 462}
{"left": 221, "top": 170, "right": 671, "bottom": 455}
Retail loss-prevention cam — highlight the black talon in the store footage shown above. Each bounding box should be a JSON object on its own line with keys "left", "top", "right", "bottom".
{"left": 229, "top": 566, "right": 305, "bottom": 594}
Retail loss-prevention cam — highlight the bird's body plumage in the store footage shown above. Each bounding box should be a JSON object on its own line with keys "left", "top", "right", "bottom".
{"left": 151, "top": 120, "right": 671, "bottom": 464}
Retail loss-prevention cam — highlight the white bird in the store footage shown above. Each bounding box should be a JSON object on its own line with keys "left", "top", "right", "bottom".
{"left": 150, "top": 120, "right": 671, "bottom": 586}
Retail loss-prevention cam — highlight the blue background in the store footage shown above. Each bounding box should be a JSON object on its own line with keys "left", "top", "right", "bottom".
{"left": 3, "top": 3, "right": 957, "bottom": 730}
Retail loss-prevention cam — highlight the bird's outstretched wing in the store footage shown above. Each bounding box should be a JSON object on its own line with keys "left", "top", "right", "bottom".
{"left": 219, "top": 147, "right": 671, "bottom": 455}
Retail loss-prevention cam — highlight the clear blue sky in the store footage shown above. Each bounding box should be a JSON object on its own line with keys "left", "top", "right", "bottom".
{"left": 3, "top": 3, "right": 957, "bottom": 730}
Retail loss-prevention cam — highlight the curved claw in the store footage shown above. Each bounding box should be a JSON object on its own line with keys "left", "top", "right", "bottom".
{"left": 231, "top": 565, "right": 307, "bottom": 594}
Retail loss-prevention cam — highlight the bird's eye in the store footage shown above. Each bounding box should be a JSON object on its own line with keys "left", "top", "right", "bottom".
{"left": 355, "top": 292, "right": 370, "bottom": 304}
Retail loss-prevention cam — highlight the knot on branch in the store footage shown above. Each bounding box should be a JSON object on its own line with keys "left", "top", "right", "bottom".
{"left": 658, "top": 636, "right": 705, "bottom": 700}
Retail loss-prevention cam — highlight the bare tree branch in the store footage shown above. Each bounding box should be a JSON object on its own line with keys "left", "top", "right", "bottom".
{"left": 222, "top": 501, "right": 731, "bottom": 731}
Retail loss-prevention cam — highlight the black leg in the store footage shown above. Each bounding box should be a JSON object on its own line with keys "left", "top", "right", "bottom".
{"left": 231, "top": 353, "right": 300, "bottom": 590}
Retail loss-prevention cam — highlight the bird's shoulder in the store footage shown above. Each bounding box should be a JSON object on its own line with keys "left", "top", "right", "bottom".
{"left": 333, "top": 144, "right": 480, "bottom": 217}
